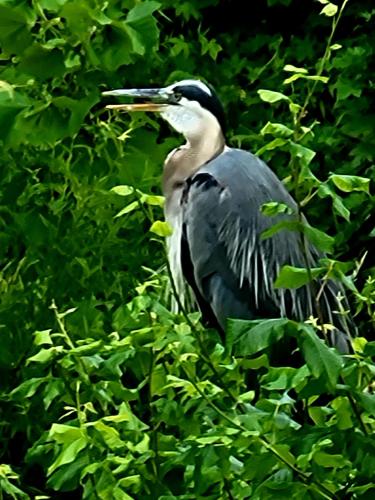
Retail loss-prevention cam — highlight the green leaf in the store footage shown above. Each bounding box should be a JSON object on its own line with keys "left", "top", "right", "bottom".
{"left": 318, "top": 184, "right": 350, "bottom": 221}
{"left": 40, "top": 0, "right": 68, "bottom": 11}
{"left": 261, "top": 202, "right": 293, "bottom": 217}
{"left": 261, "top": 220, "right": 301, "bottom": 240}
{"left": 308, "top": 406, "right": 328, "bottom": 426}
{"left": 10, "top": 93, "right": 97, "bottom": 146}
{"left": 304, "top": 75, "right": 329, "bottom": 83}
{"left": 126, "top": 1, "right": 161, "bottom": 23}
{"left": 272, "top": 445, "right": 296, "bottom": 467}
{"left": 313, "top": 452, "right": 348, "bottom": 468}
{"left": 289, "top": 101, "right": 302, "bottom": 116}
{"left": 256, "top": 138, "right": 288, "bottom": 155}
{"left": 10, "top": 377, "right": 46, "bottom": 399}
{"left": 111, "top": 185, "right": 134, "bottom": 196}
{"left": 57, "top": 307, "right": 77, "bottom": 319}
{"left": 284, "top": 73, "right": 329, "bottom": 85}
{"left": 274, "top": 265, "right": 325, "bottom": 289}
{"left": 18, "top": 44, "right": 65, "bottom": 79}
{"left": 115, "top": 201, "right": 139, "bottom": 218}
{"left": 298, "top": 326, "right": 343, "bottom": 388}
{"left": 60, "top": 2, "right": 94, "bottom": 42}
{"left": 320, "top": 3, "right": 338, "bottom": 17}
{"left": 0, "top": 5, "right": 35, "bottom": 54}
{"left": 0, "top": 82, "right": 29, "bottom": 139}
{"left": 331, "top": 396, "right": 353, "bottom": 429}
{"left": 34, "top": 329, "right": 53, "bottom": 346}
{"left": 283, "top": 64, "right": 308, "bottom": 74}
{"left": 260, "top": 122, "right": 293, "bottom": 138}
{"left": 149, "top": 220, "right": 173, "bottom": 237}
{"left": 263, "top": 216, "right": 333, "bottom": 254}
{"left": 47, "top": 452, "right": 89, "bottom": 491}
{"left": 333, "top": 196, "right": 350, "bottom": 221}
{"left": 257, "top": 89, "right": 290, "bottom": 104}
{"left": 354, "top": 392, "right": 375, "bottom": 415}
{"left": 288, "top": 141, "right": 316, "bottom": 167}
{"left": 227, "top": 318, "right": 290, "bottom": 355}
{"left": 330, "top": 174, "right": 370, "bottom": 194}
{"left": 48, "top": 437, "right": 87, "bottom": 475}
{"left": 90, "top": 421, "right": 124, "bottom": 450}
{"left": 49, "top": 424, "right": 84, "bottom": 444}
{"left": 140, "top": 193, "right": 165, "bottom": 207}
{"left": 303, "top": 223, "right": 335, "bottom": 253}
{"left": 27, "top": 347, "right": 62, "bottom": 364}
{"left": 52, "top": 94, "right": 98, "bottom": 135}
{"left": 283, "top": 73, "right": 304, "bottom": 85}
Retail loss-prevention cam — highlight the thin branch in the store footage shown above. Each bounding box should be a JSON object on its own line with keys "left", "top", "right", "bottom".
{"left": 164, "top": 243, "right": 239, "bottom": 403}
{"left": 179, "top": 364, "right": 339, "bottom": 500}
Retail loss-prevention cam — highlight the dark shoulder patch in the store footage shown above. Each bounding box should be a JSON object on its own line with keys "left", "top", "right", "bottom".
{"left": 181, "top": 173, "right": 222, "bottom": 205}
{"left": 191, "top": 173, "right": 219, "bottom": 190}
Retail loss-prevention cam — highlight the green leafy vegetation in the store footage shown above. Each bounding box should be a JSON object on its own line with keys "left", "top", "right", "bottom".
{"left": 0, "top": 0, "right": 374, "bottom": 498}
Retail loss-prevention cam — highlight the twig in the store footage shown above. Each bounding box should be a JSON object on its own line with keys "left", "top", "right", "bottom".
{"left": 179, "top": 364, "right": 339, "bottom": 500}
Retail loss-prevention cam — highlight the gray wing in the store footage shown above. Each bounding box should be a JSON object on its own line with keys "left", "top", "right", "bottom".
{"left": 181, "top": 148, "right": 353, "bottom": 352}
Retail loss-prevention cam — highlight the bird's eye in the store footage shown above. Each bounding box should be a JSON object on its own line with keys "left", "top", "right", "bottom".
{"left": 173, "top": 91, "right": 183, "bottom": 101}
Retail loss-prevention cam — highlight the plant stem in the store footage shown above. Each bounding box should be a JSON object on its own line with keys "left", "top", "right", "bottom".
{"left": 291, "top": 0, "right": 351, "bottom": 337}
{"left": 299, "top": 0, "right": 350, "bottom": 122}
{"left": 164, "top": 245, "right": 238, "bottom": 403}
{"left": 180, "top": 364, "right": 339, "bottom": 500}
{"left": 50, "top": 300, "right": 90, "bottom": 385}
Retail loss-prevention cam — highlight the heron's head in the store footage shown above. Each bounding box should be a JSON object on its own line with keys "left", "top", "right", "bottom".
{"left": 102, "top": 79, "right": 226, "bottom": 141}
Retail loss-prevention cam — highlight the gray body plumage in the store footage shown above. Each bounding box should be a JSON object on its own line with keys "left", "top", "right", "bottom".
{"left": 102, "top": 79, "right": 354, "bottom": 354}
{"left": 168, "top": 148, "right": 352, "bottom": 353}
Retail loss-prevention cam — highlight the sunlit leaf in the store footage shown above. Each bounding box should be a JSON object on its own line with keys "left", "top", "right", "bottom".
{"left": 34, "top": 329, "right": 53, "bottom": 346}
{"left": 115, "top": 201, "right": 139, "bottom": 217}
{"left": 149, "top": 220, "right": 172, "bottom": 237}
{"left": 111, "top": 185, "right": 134, "bottom": 197}
{"left": 288, "top": 141, "right": 316, "bottom": 167}
{"left": 260, "top": 121, "right": 293, "bottom": 138}
{"left": 283, "top": 64, "right": 308, "bottom": 74}
{"left": 330, "top": 174, "right": 370, "bottom": 194}
{"left": 257, "top": 89, "right": 290, "bottom": 103}
{"left": 261, "top": 201, "right": 294, "bottom": 216}
{"left": 321, "top": 3, "right": 338, "bottom": 17}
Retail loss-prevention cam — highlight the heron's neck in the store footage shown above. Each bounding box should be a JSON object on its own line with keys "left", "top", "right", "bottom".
{"left": 162, "top": 128, "right": 225, "bottom": 199}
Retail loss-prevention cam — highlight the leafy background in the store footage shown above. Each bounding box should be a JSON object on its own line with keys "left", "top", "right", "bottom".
{"left": 0, "top": 0, "right": 374, "bottom": 498}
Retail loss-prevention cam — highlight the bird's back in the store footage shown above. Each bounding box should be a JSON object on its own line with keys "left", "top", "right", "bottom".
{"left": 180, "top": 147, "right": 354, "bottom": 352}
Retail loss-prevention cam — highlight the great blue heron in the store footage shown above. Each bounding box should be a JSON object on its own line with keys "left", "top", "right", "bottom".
{"left": 103, "top": 79, "right": 354, "bottom": 353}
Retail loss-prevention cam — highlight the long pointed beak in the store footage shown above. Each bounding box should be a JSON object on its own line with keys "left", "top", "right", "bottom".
{"left": 102, "top": 87, "right": 171, "bottom": 112}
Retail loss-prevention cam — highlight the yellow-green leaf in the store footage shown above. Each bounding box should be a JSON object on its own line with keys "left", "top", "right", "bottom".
{"left": 330, "top": 174, "right": 370, "bottom": 194}
{"left": 149, "top": 220, "right": 173, "bottom": 237}
{"left": 257, "top": 89, "right": 290, "bottom": 104}
{"left": 140, "top": 194, "right": 165, "bottom": 207}
{"left": 321, "top": 3, "right": 338, "bottom": 16}
{"left": 33, "top": 329, "right": 53, "bottom": 346}
{"left": 111, "top": 185, "right": 134, "bottom": 196}
{"left": 283, "top": 64, "right": 308, "bottom": 74}
{"left": 115, "top": 201, "right": 139, "bottom": 218}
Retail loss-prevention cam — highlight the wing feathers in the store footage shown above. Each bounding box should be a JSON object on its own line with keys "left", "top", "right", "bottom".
{"left": 180, "top": 149, "right": 354, "bottom": 351}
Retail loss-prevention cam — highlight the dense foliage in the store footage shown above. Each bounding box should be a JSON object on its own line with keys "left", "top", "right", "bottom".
{"left": 0, "top": 0, "right": 374, "bottom": 498}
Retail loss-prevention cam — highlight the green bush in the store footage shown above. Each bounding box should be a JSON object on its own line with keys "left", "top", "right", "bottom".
{"left": 0, "top": 0, "right": 374, "bottom": 498}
